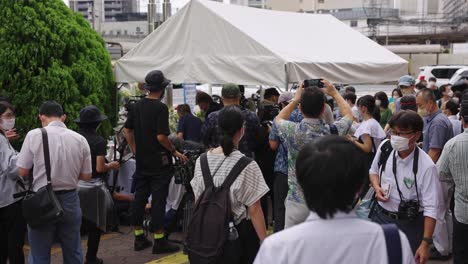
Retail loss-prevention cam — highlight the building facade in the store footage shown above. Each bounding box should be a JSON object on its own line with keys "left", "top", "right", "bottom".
{"left": 70, "top": 0, "right": 139, "bottom": 22}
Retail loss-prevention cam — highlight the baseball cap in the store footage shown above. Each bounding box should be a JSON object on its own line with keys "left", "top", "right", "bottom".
{"left": 221, "top": 83, "right": 241, "bottom": 99}
{"left": 278, "top": 92, "right": 294, "bottom": 104}
{"left": 143, "top": 70, "right": 171, "bottom": 92}
{"left": 74, "top": 105, "right": 107, "bottom": 124}
{"left": 398, "top": 75, "right": 415, "bottom": 87}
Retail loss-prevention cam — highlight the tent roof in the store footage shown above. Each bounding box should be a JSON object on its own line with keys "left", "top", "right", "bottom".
{"left": 114, "top": 0, "right": 407, "bottom": 86}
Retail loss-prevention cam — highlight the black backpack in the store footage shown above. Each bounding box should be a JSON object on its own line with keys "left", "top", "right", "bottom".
{"left": 186, "top": 153, "right": 252, "bottom": 264}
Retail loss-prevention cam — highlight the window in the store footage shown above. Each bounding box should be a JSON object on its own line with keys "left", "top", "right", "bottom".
{"left": 318, "top": 0, "right": 324, "bottom": 3}
{"left": 124, "top": 30, "right": 128, "bottom": 35}
{"left": 431, "top": 68, "right": 462, "bottom": 79}
{"left": 136, "top": 26, "right": 141, "bottom": 32}
{"left": 350, "top": 20, "right": 358, "bottom": 27}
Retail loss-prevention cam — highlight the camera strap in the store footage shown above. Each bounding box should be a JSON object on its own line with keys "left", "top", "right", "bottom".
{"left": 391, "top": 147, "right": 420, "bottom": 202}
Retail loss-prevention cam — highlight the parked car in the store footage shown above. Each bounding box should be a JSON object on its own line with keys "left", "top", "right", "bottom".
{"left": 417, "top": 65, "right": 467, "bottom": 86}
{"left": 449, "top": 66, "right": 468, "bottom": 85}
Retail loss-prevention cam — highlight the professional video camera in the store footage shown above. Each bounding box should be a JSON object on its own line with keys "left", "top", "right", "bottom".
{"left": 170, "top": 136, "right": 206, "bottom": 188}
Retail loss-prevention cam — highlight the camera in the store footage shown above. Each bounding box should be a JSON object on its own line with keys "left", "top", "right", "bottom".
{"left": 398, "top": 199, "right": 420, "bottom": 220}
{"left": 304, "top": 79, "right": 324, "bottom": 88}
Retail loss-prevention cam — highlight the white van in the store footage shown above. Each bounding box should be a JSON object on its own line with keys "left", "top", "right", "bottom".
{"left": 449, "top": 67, "right": 468, "bottom": 84}
{"left": 417, "top": 65, "right": 466, "bottom": 86}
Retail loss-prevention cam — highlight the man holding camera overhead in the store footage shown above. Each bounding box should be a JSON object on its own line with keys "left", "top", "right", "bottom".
{"left": 369, "top": 110, "right": 444, "bottom": 264}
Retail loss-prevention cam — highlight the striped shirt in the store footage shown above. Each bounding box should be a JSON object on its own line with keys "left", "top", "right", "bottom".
{"left": 437, "top": 128, "right": 468, "bottom": 224}
{"left": 191, "top": 150, "right": 269, "bottom": 224}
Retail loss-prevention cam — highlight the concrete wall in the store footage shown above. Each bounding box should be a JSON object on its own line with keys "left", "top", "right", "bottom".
{"left": 100, "top": 21, "right": 148, "bottom": 36}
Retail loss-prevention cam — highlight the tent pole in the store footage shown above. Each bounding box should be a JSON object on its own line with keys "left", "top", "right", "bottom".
{"left": 284, "top": 64, "right": 289, "bottom": 91}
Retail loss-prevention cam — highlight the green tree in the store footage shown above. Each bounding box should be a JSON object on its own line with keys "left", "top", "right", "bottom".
{"left": 0, "top": 0, "right": 115, "bottom": 138}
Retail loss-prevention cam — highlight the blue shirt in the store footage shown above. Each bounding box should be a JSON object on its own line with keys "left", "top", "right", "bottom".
{"left": 422, "top": 110, "right": 454, "bottom": 153}
{"left": 177, "top": 114, "right": 202, "bottom": 142}
{"left": 269, "top": 108, "right": 303, "bottom": 175}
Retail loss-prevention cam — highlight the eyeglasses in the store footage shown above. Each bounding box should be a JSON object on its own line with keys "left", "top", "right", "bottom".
{"left": 389, "top": 130, "right": 415, "bottom": 136}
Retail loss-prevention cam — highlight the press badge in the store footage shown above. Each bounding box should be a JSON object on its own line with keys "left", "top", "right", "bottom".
{"left": 403, "top": 177, "right": 414, "bottom": 189}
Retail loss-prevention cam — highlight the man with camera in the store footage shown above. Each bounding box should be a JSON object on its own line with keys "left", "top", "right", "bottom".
{"left": 369, "top": 110, "right": 444, "bottom": 264}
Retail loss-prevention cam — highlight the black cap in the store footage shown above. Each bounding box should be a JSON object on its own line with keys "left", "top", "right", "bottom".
{"left": 74, "top": 105, "right": 107, "bottom": 124}
{"left": 39, "top": 101, "right": 64, "bottom": 117}
{"left": 143, "top": 70, "right": 171, "bottom": 92}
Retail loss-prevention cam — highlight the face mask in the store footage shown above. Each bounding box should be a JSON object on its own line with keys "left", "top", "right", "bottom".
{"left": 452, "top": 98, "right": 460, "bottom": 105}
{"left": 390, "top": 135, "right": 410, "bottom": 151}
{"left": 393, "top": 96, "right": 399, "bottom": 100}
{"left": 418, "top": 107, "right": 430, "bottom": 118}
{"left": 428, "top": 82, "right": 436, "bottom": 88}
{"left": 0, "top": 118, "right": 15, "bottom": 131}
{"left": 448, "top": 91, "right": 454, "bottom": 98}
{"left": 375, "top": 100, "right": 382, "bottom": 107}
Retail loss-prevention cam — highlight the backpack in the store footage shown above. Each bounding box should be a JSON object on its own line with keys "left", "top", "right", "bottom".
{"left": 186, "top": 153, "right": 252, "bottom": 264}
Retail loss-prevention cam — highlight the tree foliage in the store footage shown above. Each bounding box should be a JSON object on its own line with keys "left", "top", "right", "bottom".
{"left": 0, "top": 0, "right": 115, "bottom": 137}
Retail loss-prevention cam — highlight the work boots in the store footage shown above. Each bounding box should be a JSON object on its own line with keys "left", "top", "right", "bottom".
{"left": 152, "top": 237, "right": 179, "bottom": 254}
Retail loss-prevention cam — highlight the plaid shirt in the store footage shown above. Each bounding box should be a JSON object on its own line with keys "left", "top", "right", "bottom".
{"left": 277, "top": 117, "right": 352, "bottom": 204}
{"left": 201, "top": 106, "right": 260, "bottom": 158}
{"left": 269, "top": 108, "right": 304, "bottom": 175}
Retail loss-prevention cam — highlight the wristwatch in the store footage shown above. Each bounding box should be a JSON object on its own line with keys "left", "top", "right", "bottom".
{"left": 422, "top": 237, "right": 433, "bottom": 245}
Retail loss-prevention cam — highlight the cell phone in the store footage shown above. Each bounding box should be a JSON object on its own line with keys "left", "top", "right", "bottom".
{"left": 303, "top": 79, "right": 324, "bottom": 88}
{"left": 381, "top": 182, "right": 391, "bottom": 199}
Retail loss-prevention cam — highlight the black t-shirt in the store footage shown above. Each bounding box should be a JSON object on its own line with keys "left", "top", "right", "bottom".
{"left": 79, "top": 129, "right": 107, "bottom": 179}
{"left": 124, "top": 98, "right": 171, "bottom": 176}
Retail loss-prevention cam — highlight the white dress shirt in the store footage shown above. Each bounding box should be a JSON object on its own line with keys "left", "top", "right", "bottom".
{"left": 254, "top": 211, "right": 414, "bottom": 264}
{"left": 17, "top": 121, "right": 92, "bottom": 191}
{"left": 448, "top": 115, "right": 462, "bottom": 137}
{"left": 370, "top": 141, "right": 444, "bottom": 221}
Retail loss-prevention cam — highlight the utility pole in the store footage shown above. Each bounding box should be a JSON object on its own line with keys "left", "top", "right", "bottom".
{"left": 162, "top": 0, "right": 172, "bottom": 22}
{"left": 148, "top": 0, "right": 156, "bottom": 34}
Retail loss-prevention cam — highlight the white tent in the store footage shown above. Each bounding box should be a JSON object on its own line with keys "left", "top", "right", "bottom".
{"left": 114, "top": 0, "right": 407, "bottom": 87}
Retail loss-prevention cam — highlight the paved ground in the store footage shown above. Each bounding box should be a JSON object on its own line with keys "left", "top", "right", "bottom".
{"left": 24, "top": 225, "right": 453, "bottom": 264}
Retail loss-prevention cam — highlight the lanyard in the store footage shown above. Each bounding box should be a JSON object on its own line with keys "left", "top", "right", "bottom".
{"left": 391, "top": 147, "right": 420, "bottom": 202}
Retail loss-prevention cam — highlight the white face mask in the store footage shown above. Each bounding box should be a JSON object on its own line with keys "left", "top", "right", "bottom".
{"left": 390, "top": 135, "right": 410, "bottom": 152}
{"left": 448, "top": 91, "right": 454, "bottom": 98}
{"left": 375, "top": 100, "right": 382, "bottom": 107}
{"left": 428, "top": 81, "right": 436, "bottom": 88}
{"left": 0, "top": 118, "right": 15, "bottom": 131}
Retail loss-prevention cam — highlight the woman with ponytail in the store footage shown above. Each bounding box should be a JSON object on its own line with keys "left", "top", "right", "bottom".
{"left": 349, "top": 95, "right": 386, "bottom": 163}
{"left": 191, "top": 106, "right": 269, "bottom": 264}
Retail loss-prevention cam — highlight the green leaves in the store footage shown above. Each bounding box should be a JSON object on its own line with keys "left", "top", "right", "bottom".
{"left": 0, "top": 0, "right": 115, "bottom": 138}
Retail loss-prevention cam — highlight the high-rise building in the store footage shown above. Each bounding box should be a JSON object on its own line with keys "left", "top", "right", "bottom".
{"left": 442, "top": 0, "right": 468, "bottom": 22}
{"left": 70, "top": 0, "right": 139, "bottom": 22}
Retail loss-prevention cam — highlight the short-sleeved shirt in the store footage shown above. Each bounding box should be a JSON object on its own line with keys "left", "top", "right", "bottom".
{"left": 124, "top": 98, "right": 171, "bottom": 176}
{"left": 79, "top": 129, "right": 107, "bottom": 179}
{"left": 0, "top": 133, "right": 21, "bottom": 208}
{"left": 277, "top": 117, "right": 352, "bottom": 204}
{"left": 448, "top": 115, "right": 462, "bottom": 137}
{"left": 370, "top": 141, "right": 444, "bottom": 220}
{"left": 269, "top": 108, "right": 304, "bottom": 175}
{"left": 422, "top": 110, "right": 454, "bottom": 153}
{"left": 354, "top": 118, "right": 386, "bottom": 152}
{"left": 177, "top": 114, "right": 202, "bottom": 142}
{"left": 17, "top": 121, "right": 92, "bottom": 192}
{"left": 379, "top": 108, "right": 392, "bottom": 128}
{"left": 201, "top": 106, "right": 260, "bottom": 158}
{"left": 191, "top": 150, "right": 269, "bottom": 224}
{"left": 437, "top": 129, "right": 468, "bottom": 224}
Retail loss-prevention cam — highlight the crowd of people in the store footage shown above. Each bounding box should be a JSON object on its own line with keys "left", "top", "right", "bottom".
{"left": 1, "top": 69, "right": 468, "bottom": 264}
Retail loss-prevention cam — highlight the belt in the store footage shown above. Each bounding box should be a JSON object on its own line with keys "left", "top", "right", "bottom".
{"left": 54, "top": 189, "right": 76, "bottom": 195}
{"left": 376, "top": 205, "right": 401, "bottom": 220}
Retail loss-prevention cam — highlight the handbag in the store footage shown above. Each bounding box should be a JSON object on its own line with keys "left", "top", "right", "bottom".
{"left": 22, "top": 128, "right": 64, "bottom": 228}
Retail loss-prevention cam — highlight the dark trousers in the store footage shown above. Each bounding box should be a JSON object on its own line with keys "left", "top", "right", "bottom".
{"left": 82, "top": 219, "right": 102, "bottom": 261}
{"left": 0, "top": 201, "right": 26, "bottom": 264}
{"left": 273, "top": 172, "right": 288, "bottom": 232}
{"left": 453, "top": 216, "right": 468, "bottom": 264}
{"left": 371, "top": 205, "right": 424, "bottom": 253}
{"left": 222, "top": 220, "right": 260, "bottom": 264}
{"left": 132, "top": 170, "right": 172, "bottom": 232}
